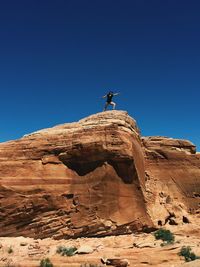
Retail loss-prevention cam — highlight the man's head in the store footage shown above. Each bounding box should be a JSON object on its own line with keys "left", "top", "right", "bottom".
{"left": 109, "top": 91, "right": 113, "bottom": 94}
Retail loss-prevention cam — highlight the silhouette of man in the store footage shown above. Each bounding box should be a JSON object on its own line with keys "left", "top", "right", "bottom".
{"left": 102, "top": 91, "right": 119, "bottom": 111}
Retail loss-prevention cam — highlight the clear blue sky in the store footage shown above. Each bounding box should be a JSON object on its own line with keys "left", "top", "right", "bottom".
{"left": 0, "top": 0, "right": 199, "bottom": 150}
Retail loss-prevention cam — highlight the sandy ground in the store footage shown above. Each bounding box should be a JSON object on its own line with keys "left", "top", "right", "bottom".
{"left": 0, "top": 222, "right": 200, "bottom": 267}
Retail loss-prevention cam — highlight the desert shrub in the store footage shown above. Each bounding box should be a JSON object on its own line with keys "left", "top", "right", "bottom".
{"left": 56, "top": 246, "right": 77, "bottom": 256}
{"left": 154, "top": 228, "right": 174, "bottom": 244}
{"left": 7, "top": 246, "right": 13, "bottom": 254}
{"left": 178, "top": 246, "right": 200, "bottom": 262}
{"left": 40, "top": 258, "right": 54, "bottom": 267}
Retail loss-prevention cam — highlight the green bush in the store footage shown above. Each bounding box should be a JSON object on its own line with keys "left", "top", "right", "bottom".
{"left": 178, "top": 246, "right": 200, "bottom": 262}
{"left": 40, "top": 258, "right": 54, "bottom": 267}
{"left": 56, "top": 246, "right": 77, "bottom": 256}
{"left": 7, "top": 246, "right": 13, "bottom": 254}
{"left": 154, "top": 228, "right": 174, "bottom": 244}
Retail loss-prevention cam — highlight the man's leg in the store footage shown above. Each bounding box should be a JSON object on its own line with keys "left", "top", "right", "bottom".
{"left": 110, "top": 101, "right": 116, "bottom": 109}
{"left": 103, "top": 102, "right": 109, "bottom": 111}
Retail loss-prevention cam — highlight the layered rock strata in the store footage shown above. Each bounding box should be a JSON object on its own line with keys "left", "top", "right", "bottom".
{"left": 0, "top": 111, "right": 152, "bottom": 239}
{"left": 0, "top": 111, "right": 199, "bottom": 239}
{"left": 142, "top": 136, "right": 200, "bottom": 226}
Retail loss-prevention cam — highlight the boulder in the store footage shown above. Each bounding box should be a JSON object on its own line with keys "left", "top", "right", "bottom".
{"left": 76, "top": 245, "right": 94, "bottom": 254}
{"left": 101, "top": 258, "right": 129, "bottom": 267}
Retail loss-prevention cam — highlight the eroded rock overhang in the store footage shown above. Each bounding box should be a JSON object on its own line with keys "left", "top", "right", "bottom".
{"left": 0, "top": 111, "right": 153, "bottom": 239}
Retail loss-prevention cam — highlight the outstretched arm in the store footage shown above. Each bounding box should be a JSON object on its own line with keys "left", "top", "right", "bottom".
{"left": 102, "top": 95, "right": 107, "bottom": 98}
{"left": 113, "top": 92, "right": 120, "bottom": 96}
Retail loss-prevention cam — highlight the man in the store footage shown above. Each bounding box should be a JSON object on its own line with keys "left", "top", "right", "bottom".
{"left": 102, "top": 91, "right": 119, "bottom": 111}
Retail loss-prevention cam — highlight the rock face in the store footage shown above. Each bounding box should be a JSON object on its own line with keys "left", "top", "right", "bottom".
{"left": 143, "top": 136, "right": 200, "bottom": 226}
{"left": 0, "top": 111, "right": 199, "bottom": 239}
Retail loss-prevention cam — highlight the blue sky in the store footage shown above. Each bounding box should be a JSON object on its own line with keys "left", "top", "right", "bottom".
{"left": 0, "top": 0, "right": 199, "bottom": 150}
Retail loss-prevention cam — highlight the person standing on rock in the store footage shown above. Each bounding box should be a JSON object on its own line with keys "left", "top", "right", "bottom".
{"left": 102, "top": 91, "right": 119, "bottom": 111}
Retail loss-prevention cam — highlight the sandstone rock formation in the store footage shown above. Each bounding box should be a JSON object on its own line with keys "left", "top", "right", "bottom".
{"left": 143, "top": 136, "right": 200, "bottom": 226}
{"left": 0, "top": 111, "right": 199, "bottom": 239}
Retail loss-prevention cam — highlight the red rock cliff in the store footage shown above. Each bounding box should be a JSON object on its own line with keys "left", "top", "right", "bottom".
{"left": 0, "top": 111, "right": 199, "bottom": 239}
{"left": 0, "top": 111, "right": 153, "bottom": 239}
{"left": 143, "top": 136, "right": 200, "bottom": 226}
